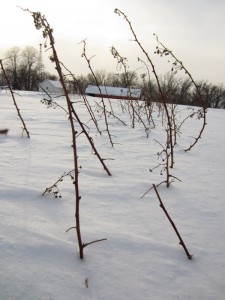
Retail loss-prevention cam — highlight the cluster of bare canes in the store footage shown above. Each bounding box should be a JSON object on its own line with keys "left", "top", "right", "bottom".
{"left": 111, "top": 46, "right": 154, "bottom": 136}
{"left": 80, "top": 39, "right": 115, "bottom": 147}
{"left": 78, "top": 41, "right": 153, "bottom": 141}
{"left": 12, "top": 6, "right": 207, "bottom": 261}
{"left": 115, "top": 8, "right": 176, "bottom": 189}
{"left": 114, "top": 8, "right": 207, "bottom": 259}
{"left": 114, "top": 8, "right": 207, "bottom": 192}
{"left": 154, "top": 34, "right": 207, "bottom": 152}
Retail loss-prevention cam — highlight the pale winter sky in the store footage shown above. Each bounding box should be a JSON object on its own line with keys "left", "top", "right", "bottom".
{"left": 1, "top": 0, "right": 225, "bottom": 85}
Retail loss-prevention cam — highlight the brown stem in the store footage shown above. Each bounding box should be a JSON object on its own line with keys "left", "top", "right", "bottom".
{"left": 27, "top": 10, "right": 84, "bottom": 258}
{"left": 115, "top": 9, "right": 174, "bottom": 167}
{"left": 154, "top": 35, "right": 207, "bottom": 152}
{"left": 81, "top": 39, "right": 114, "bottom": 147}
{"left": 95, "top": 101, "right": 127, "bottom": 126}
{"left": 40, "top": 82, "right": 111, "bottom": 176}
{"left": 154, "top": 139, "right": 171, "bottom": 188}
{"left": 53, "top": 52, "right": 84, "bottom": 259}
{"left": 153, "top": 184, "right": 192, "bottom": 259}
{"left": 60, "top": 63, "right": 102, "bottom": 135}
{"left": 66, "top": 101, "right": 112, "bottom": 175}
{"left": 0, "top": 60, "right": 30, "bottom": 138}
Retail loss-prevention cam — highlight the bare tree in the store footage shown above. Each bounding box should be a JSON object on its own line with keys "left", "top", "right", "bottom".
{"left": 20, "top": 46, "right": 39, "bottom": 90}
{"left": 4, "top": 47, "right": 21, "bottom": 89}
{"left": 119, "top": 71, "right": 139, "bottom": 88}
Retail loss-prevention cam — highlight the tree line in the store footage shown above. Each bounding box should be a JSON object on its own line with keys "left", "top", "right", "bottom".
{"left": 0, "top": 46, "right": 57, "bottom": 91}
{"left": 71, "top": 70, "right": 225, "bottom": 109}
{"left": 1, "top": 46, "right": 225, "bottom": 109}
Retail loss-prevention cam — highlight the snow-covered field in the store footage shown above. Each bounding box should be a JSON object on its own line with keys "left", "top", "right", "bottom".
{"left": 1, "top": 91, "right": 225, "bottom": 300}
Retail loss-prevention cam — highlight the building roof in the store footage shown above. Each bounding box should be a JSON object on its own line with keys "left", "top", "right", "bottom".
{"left": 40, "top": 79, "right": 62, "bottom": 88}
{"left": 85, "top": 85, "right": 141, "bottom": 100}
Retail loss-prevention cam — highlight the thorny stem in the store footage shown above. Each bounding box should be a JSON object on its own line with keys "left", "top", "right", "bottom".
{"left": 52, "top": 45, "right": 83, "bottom": 259}
{"left": 68, "top": 101, "right": 112, "bottom": 176}
{"left": 144, "top": 103, "right": 155, "bottom": 128}
{"left": 154, "top": 140, "right": 171, "bottom": 187}
{"left": 26, "top": 8, "right": 109, "bottom": 258}
{"left": 95, "top": 101, "right": 127, "bottom": 126}
{"left": 26, "top": 9, "right": 85, "bottom": 258}
{"left": 60, "top": 62, "right": 101, "bottom": 135}
{"left": 111, "top": 46, "right": 136, "bottom": 129}
{"left": 0, "top": 60, "right": 30, "bottom": 138}
{"left": 115, "top": 9, "right": 174, "bottom": 171}
{"left": 40, "top": 72, "right": 111, "bottom": 176}
{"left": 154, "top": 34, "right": 207, "bottom": 151}
{"left": 81, "top": 39, "right": 114, "bottom": 147}
{"left": 153, "top": 184, "right": 192, "bottom": 260}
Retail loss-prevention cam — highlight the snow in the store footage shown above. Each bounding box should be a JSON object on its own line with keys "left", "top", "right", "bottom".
{"left": 1, "top": 90, "right": 225, "bottom": 300}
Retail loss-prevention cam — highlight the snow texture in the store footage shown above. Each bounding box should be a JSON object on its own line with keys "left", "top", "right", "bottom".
{"left": 0, "top": 91, "right": 225, "bottom": 300}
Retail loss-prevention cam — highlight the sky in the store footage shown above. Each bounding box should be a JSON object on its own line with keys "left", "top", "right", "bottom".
{"left": 1, "top": 0, "right": 225, "bottom": 85}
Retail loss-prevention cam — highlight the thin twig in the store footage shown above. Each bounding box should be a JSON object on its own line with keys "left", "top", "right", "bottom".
{"left": 83, "top": 238, "right": 107, "bottom": 248}
{"left": 66, "top": 226, "right": 77, "bottom": 233}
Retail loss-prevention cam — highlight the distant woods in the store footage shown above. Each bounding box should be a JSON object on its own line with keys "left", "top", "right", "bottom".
{"left": 1, "top": 46, "right": 225, "bottom": 109}
{"left": 71, "top": 70, "right": 225, "bottom": 109}
{"left": 0, "top": 46, "right": 57, "bottom": 91}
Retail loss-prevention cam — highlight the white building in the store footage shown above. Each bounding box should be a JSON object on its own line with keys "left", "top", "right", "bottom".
{"left": 39, "top": 79, "right": 63, "bottom": 94}
{"left": 85, "top": 85, "right": 142, "bottom": 100}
